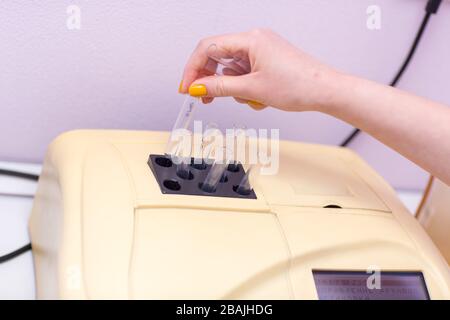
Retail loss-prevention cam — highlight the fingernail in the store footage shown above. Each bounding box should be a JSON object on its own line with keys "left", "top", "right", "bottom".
{"left": 247, "top": 100, "right": 265, "bottom": 109}
{"left": 189, "top": 84, "right": 207, "bottom": 97}
{"left": 178, "top": 80, "right": 184, "bottom": 93}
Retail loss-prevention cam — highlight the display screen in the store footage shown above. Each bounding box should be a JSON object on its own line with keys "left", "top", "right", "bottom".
{"left": 313, "top": 270, "right": 429, "bottom": 300}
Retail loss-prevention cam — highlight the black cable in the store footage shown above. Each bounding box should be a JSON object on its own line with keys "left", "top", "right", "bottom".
{"left": 0, "top": 244, "right": 32, "bottom": 264}
{"left": 0, "top": 168, "right": 39, "bottom": 263}
{"left": 340, "top": 0, "right": 442, "bottom": 147}
{"left": 426, "top": 0, "right": 443, "bottom": 14}
{"left": 0, "top": 168, "right": 39, "bottom": 181}
{"left": 390, "top": 11, "right": 431, "bottom": 87}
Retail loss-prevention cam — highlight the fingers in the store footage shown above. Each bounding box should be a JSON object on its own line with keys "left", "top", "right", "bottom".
{"left": 188, "top": 73, "right": 258, "bottom": 100}
{"left": 222, "top": 67, "right": 244, "bottom": 77}
{"left": 187, "top": 73, "right": 267, "bottom": 111}
{"left": 247, "top": 100, "right": 267, "bottom": 110}
{"left": 234, "top": 97, "right": 248, "bottom": 104}
{"left": 201, "top": 97, "right": 214, "bottom": 104}
{"left": 179, "top": 30, "right": 267, "bottom": 111}
{"left": 200, "top": 96, "right": 266, "bottom": 110}
{"left": 180, "top": 32, "right": 251, "bottom": 93}
{"left": 234, "top": 97, "right": 267, "bottom": 111}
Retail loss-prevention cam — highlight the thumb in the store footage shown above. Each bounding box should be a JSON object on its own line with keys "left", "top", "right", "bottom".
{"left": 188, "top": 74, "right": 256, "bottom": 100}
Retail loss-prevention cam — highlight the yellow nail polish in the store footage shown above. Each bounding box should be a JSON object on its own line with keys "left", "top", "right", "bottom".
{"left": 178, "top": 80, "right": 184, "bottom": 93}
{"left": 247, "top": 100, "right": 266, "bottom": 109}
{"left": 189, "top": 84, "right": 207, "bottom": 97}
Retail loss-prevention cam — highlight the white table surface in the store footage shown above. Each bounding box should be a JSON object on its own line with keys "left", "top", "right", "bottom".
{"left": 0, "top": 160, "right": 424, "bottom": 300}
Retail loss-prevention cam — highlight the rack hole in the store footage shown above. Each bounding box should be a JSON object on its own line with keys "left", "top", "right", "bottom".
{"left": 323, "top": 204, "right": 342, "bottom": 209}
{"left": 191, "top": 161, "right": 207, "bottom": 170}
{"left": 199, "top": 182, "right": 216, "bottom": 193}
{"left": 233, "top": 185, "right": 251, "bottom": 196}
{"left": 155, "top": 157, "right": 172, "bottom": 168}
{"left": 177, "top": 170, "right": 194, "bottom": 180}
{"left": 227, "top": 163, "right": 240, "bottom": 173}
{"left": 220, "top": 174, "right": 228, "bottom": 183}
{"left": 163, "top": 179, "right": 181, "bottom": 191}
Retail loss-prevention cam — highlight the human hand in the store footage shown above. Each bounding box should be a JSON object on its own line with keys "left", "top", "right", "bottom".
{"left": 179, "top": 28, "right": 341, "bottom": 112}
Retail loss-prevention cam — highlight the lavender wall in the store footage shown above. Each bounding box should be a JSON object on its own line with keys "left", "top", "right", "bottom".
{"left": 1, "top": 0, "right": 449, "bottom": 189}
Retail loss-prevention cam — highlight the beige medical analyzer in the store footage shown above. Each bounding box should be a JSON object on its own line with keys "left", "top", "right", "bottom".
{"left": 29, "top": 130, "right": 450, "bottom": 299}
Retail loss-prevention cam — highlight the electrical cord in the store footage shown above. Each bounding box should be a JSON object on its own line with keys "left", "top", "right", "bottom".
{"left": 340, "top": 0, "right": 442, "bottom": 147}
{"left": 0, "top": 168, "right": 39, "bottom": 181}
{"left": 0, "top": 168, "right": 39, "bottom": 264}
{"left": 0, "top": 244, "right": 32, "bottom": 264}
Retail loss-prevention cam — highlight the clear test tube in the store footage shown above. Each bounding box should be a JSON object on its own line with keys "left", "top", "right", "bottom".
{"left": 176, "top": 157, "right": 192, "bottom": 180}
{"left": 228, "top": 124, "right": 247, "bottom": 172}
{"left": 200, "top": 162, "right": 227, "bottom": 193}
{"left": 165, "top": 95, "right": 198, "bottom": 179}
{"left": 192, "top": 122, "right": 220, "bottom": 170}
{"left": 201, "top": 122, "right": 220, "bottom": 160}
{"left": 206, "top": 44, "right": 250, "bottom": 76}
{"left": 165, "top": 95, "right": 198, "bottom": 156}
{"left": 201, "top": 147, "right": 232, "bottom": 193}
{"left": 235, "top": 165, "right": 254, "bottom": 196}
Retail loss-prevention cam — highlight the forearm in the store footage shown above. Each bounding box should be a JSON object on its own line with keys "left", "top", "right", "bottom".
{"left": 321, "top": 73, "right": 450, "bottom": 185}
{"left": 182, "top": 29, "right": 450, "bottom": 185}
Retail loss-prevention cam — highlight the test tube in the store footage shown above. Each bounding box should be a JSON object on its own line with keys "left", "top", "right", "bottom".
{"left": 165, "top": 95, "right": 197, "bottom": 156}
{"left": 228, "top": 124, "right": 247, "bottom": 172}
{"left": 201, "top": 122, "right": 220, "bottom": 161}
{"left": 176, "top": 156, "right": 192, "bottom": 180}
{"left": 206, "top": 44, "right": 250, "bottom": 76}
{"left": 200, "top": 162, "right": 228, "bottom": 193}
{"left": 234, "top": 165, "right": 254, "bottom": 196}
{"left": 191, "top": 122, "right": 220, "bottom": 170}
{"left": 165, "top": 95, "right": 198, "bottom": 179}
{"left": 200, "top": 147, "right": 232, "bottom": 193}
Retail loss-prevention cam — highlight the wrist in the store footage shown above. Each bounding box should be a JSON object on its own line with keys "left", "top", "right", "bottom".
{"left": 316, "top": 70, "right": 358, "bottom": 116}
